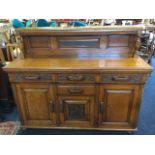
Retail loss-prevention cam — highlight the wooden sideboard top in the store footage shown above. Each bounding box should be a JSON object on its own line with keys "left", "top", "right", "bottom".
{"left": 16, "top": 25, "right": 155, "bottom": 58}
{"left": 3, "top": 57, "right": 152, "bottom": 73}
{"left": 4, "top": 26, "right": 153, "bottom": 73}
{"left": 16, "top": 25, "right": 155, "bottom": 35}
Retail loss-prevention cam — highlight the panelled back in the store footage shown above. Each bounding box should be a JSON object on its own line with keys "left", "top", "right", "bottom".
{"left": 19, "top": 28, "right": 138, "bottom": 58}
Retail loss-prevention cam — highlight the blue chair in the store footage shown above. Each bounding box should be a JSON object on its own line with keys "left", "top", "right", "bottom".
{"left": 11, "top": 19, "right": 25, "bottom": 28}
{"left": 50, "top": 21, "right": 57, "bottom": 27}
{"left": 36, "top": 19, "right": 50, "bottom": 27}
{"left": 70, "top": 20, "right": 86, "bottom": 27}
{"left": 26, "top": 20, "right": 33, "bottom": 27}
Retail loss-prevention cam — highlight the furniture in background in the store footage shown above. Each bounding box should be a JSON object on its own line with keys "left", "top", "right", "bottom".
{"left": 11, "top": 19, "right": 25, "bottom": 28}
{"left": 6, "top": 42, "right": 23, "bottom": 61}
{"left": 116, "top": 19, "right": 142, "bottom": 25}
{"left": 55, "top": 19, "right": 73, "bottom": 27}
{"left": 0, "top": 48, "right": 14, "bottom": 122}
{"left": 3, "top": 26, "right": 154, "bottom": 131}
{"left": 137, "top": 30, "right": 155, "bottom": 64}
{"left": 69, "top": 20, "right": 86, "bottom": 27}
{"left": 0, "top": 48, "right": 5, "bottom": 121}
{"left": 36, "top": 19, "right": 50, "bottom": 27}
{"left": 0, "top": 24, "right": 19, "bottom": 121}
{"left": 1, "top": 26, "right": 24, "bottom": 61}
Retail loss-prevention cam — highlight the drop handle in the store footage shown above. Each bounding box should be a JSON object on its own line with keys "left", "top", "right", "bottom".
{"left": 67, "top": 75, "right": 84, "bottom": 81}
{"left": 49, "top": 100, "right": 54, "bottom": 112}
{"left": 68, "top": 87, "right": 84, "bottom": 94}
{"left": 100, "top": 101, "right": 104, "bottom": 113}
{"left": 112, "top": 76, "right": 129, "bottom": 81}
{"left": 24, "top": 75, "right": 40, "bottom": 80}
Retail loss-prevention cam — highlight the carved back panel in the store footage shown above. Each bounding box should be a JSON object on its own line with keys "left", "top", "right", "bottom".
{"left": 17, "top": 27, "right": 139, "bottom": 58}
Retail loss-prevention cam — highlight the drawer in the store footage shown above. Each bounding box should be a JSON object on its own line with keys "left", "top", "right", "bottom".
{"left": 56, "top": 74, "right": 96, "bottom": 83}
{"left": 57, "top": 85, "right": 95, "bottom": 95}
{"left": 101, "top": 74, "right": 143, "bottom": 83}
{"left": 11, "top": 73, "right": 51, "bottom": 82}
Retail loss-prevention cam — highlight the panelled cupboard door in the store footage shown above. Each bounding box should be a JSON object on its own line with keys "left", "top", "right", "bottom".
{"left": 15, "top": 83, "right": 56, "bottom": 127}
{"left": 59, "top": 96, "right": 95, "bottom": 128}
{"left": 99, "top": 84, "right": 141, "bottom": 129}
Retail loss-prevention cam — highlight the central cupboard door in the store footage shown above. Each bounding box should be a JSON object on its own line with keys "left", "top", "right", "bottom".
{"left": 57, "top": 85, "right": 95, "bottom": 128}
{"left": 99, "top": 84, "right": 141, "bottom": 129}
{"left": 16, "top": 83, "right": 56, "bottom": 127}
{"left": 59, "top": 96, "right": 95, "bottom": 128}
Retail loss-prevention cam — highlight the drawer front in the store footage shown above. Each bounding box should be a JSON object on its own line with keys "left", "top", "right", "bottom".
{"left": 56, "top": 74, "right": 96, "bottom": 83}
{"left": 11, "top": 73, "right": 51, "bottom": 82}
{"left": 57, "top": 85, "right": 95, "bottom": 96}
{"left": 101, "top": 74, "right": 143, "bottom": 83}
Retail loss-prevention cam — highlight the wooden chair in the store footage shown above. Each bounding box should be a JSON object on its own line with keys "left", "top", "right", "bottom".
{"left": 6, "top": 43, "right": 23, "bottom": 61}
{"left": 2, "top": 29, "right": 23, "bottom": 61}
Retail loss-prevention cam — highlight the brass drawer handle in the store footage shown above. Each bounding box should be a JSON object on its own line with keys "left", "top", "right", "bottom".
{"left": 67, "top": 75, "right": 84, "bottom": 81}
{"left": 68, "top": 87, "right": 84, "bottom": 94}
{"left": 24, "top": 75, "right": 40, "bottom": 80}
{"left": 112, "top": 75, "right": 129, "bottom": 81}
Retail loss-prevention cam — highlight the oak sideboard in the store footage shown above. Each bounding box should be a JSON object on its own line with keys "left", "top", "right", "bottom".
{"left": 3, "top": 26, "right": 154, "bottom": 131}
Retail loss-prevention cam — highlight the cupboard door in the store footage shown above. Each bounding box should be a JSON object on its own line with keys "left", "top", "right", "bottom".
{"left": 16, "top": 83, "right": 56, "bottom": 127}
{"left": 59, "top": 96, "right": 95, "bottom": 128}
{"left": 99, "top": 84, "right": 141, "bottom": 129}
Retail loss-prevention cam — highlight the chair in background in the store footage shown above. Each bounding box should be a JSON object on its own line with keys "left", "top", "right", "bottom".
{"left": 11, "top": 19, "right": 25, "bottom": 28}
{"left": 26, "top": 19, "right": 36, "bottom": 27}
{"left": 50, "top": 21, "right": 57, "bottom": 27}
{"left": 69, "top": 20, "right": 86, "bottom": 27}
{"left": 2, "top": 29, "right": 24, "bottom": 61}
{"left": 36, "top": 19, "right": 50, "bottom": 27}
{"left": 6, "top": 43, "right": 23, "bottom": 61}
{"left": 26, "top": 20, "right": 33, "bottom": 27}
{"left": 137, "top": 31, "right": 155, "bottom": 64}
